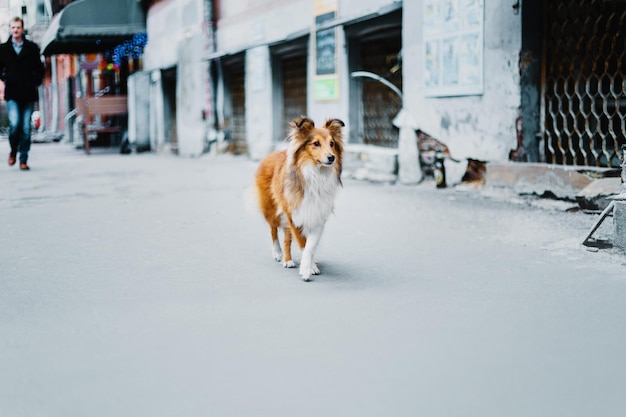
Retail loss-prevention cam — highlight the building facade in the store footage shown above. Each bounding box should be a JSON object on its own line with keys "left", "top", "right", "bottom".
{"left": 134, "top": 0, "right": 522, "bottom": 180}
{"left": 32, "top": 0, "right": 625, "bottom": 182}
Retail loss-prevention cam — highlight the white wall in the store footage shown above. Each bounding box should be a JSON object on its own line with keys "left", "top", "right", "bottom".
{"left": 143, "top": 0, "right": 209, "bottom": 156}
{"left": 143, "top": 0, "right": 522, "bottom": 163}
{"left": 217, "top": 0, "right": 310, "bottom": 53}
{"left": 404, "top": 0, "right": 522, "bottom": 162}
{"left": 143, "top": 0, "right": 197, "bottom": 71}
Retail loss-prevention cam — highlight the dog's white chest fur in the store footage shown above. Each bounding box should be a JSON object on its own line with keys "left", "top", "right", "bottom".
{"left": 292, "top": 164, "right": 339, "bottom": 235}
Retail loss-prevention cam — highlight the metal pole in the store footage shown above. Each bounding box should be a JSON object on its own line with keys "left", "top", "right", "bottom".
{"left": 621, "top": 145, "right": 626, "bottom": 196}
{"left": 350, "top": 71, "right": 403, "bottom": 99}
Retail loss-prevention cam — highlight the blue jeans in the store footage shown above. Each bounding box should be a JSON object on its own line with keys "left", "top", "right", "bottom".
{"left": 7, "top": 100, "right": 35, "bottom": 164}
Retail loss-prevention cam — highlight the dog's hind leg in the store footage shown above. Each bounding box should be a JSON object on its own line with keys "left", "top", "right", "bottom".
{"left": 281, "top": 227, "right": 296, "bottom": 268}
{"left": 271, "top": 225, "right": 282, "bottom": 262}
{"left": 287, "top": 220, "right": 307, "bottom": 250}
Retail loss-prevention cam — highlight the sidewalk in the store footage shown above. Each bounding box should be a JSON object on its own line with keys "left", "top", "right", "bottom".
{"left": 0, "top": 138, "right": 619, "bottom": 251}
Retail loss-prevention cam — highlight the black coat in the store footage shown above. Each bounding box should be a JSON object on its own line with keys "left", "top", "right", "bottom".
{"left": 0, "top": 36, "right": 45, "bottom": 103}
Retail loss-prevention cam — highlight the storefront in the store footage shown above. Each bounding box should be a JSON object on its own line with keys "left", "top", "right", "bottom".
{"left": 40, "top": 0, "right": 146, "bottom": 150}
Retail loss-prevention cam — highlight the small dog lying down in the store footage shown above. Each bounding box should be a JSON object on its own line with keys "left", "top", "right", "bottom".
{"left": 255, "top": 117, "right": 344, "bottom": 281}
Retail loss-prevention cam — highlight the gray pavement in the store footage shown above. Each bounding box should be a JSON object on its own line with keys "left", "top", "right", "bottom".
{"left": 0, "top": 141, "right": 624, "bottom": 417}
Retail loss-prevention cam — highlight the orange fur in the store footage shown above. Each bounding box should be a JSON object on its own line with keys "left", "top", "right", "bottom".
{"left": 255, "top": 117, "right": 345, "bottom": 280}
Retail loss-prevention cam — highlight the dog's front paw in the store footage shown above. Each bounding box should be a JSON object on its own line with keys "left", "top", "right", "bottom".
{"left": 299, "top": 265, "right": 316, "bottom": 281}
{"left": 283, "top": 260, "right": 296, "bottom": 268}
{"left": 312, "top": 263, "right": 320, "bottom": 275}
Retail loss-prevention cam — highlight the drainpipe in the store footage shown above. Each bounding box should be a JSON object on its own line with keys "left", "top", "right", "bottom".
{"left": 203, "top": 0, "right": 217, "bottom": 151}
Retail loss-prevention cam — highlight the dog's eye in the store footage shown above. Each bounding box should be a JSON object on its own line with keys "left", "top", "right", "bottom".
{"left": 330, "top": 141, "right": 335, "bottom": 148}
{"left": 313, "top": 141, "right": 321, "bottom": 147}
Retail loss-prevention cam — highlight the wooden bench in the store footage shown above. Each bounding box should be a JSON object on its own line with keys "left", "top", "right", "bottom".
{"left": 75, "top": 95, "right": 128, "bottom": 154}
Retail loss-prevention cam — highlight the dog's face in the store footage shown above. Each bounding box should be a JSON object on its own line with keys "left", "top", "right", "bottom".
{"left": 290, "top": 117, "right": 344, "bottom": 167}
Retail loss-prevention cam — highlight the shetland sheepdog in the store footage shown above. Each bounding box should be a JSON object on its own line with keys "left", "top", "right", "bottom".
{"left": 255, "top": 117, "right": 345, "bottom": 281}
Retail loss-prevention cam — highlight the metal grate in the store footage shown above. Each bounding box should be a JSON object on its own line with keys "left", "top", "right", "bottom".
{"left": 543, "top": 0, "right": 626, "bottom": 167}
{"left": 361, "top": 37, "right": 402, "bottom": 148}
{"left": 229, "top": 66, "right": 247, "bottom": 154}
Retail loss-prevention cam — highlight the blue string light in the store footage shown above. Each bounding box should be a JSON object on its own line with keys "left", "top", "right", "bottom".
{"left": 110, "top": 33, "right": 148, "bottom": 67}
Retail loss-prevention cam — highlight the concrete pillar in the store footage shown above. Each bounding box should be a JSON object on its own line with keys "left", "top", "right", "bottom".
{"left": 128, "top": 71, "right": 151, "bottom": 151}
{"left": 177, "top": 33, "right": 208, "bottom": 157}
{"left": 245, "top": 46, "right": 274, "bottom": 160}
{"left": 149, "top": 70, "right": 164, "bottom": 151}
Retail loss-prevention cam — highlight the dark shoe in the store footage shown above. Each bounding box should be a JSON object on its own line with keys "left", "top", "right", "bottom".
{"left": 19, "top": 163, "right": 29, "bottom": 171}
{"left": 8, "top": 154, "right": 16, "bottom": 166}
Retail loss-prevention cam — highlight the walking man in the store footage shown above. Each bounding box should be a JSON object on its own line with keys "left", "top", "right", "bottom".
{"left": 0, "top": 17, "right": 44, "bottom": 170}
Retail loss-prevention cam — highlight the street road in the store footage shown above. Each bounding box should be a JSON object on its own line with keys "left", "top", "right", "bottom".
{"left": 0, "top": 142, "right": 624, "bottom": 417}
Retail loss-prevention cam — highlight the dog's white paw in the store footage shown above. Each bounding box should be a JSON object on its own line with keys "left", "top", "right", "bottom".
{"left": 283, "top": 260, "right": 296, "bottom": 268}
{"left": 272, "top": 241, "right": 282, "bottom": 262}
{"left": 299, "top": 265, "right": 316, "bottom": 281}
{"left": 312, "top": 263, "right": 320, "bottom": 275}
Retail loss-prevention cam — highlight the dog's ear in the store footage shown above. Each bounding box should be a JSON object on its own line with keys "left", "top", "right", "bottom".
{"left": 324, "top": 118, "right": 345, "bottom": 138}
{"left": 291, "top": 117, "right": 315, "bottom": 135}
{"left": 325, "top": 119, "right": 345, "bottom": 128}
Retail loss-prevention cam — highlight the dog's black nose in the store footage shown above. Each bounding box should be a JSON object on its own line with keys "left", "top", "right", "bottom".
{"left": 327, "top": 154, "right": 335, "bottom": 163}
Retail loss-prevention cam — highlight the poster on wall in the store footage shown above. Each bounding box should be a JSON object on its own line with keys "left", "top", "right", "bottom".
{"left": 423, "top": 0, "right": 484, "bottom": 97}
{"left": 314, "top": 0, "right": 339, "bottom": 100}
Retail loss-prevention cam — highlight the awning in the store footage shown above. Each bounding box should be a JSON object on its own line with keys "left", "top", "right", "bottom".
{"left": 41, "top": 0, "right": 146, "bottom": 56}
